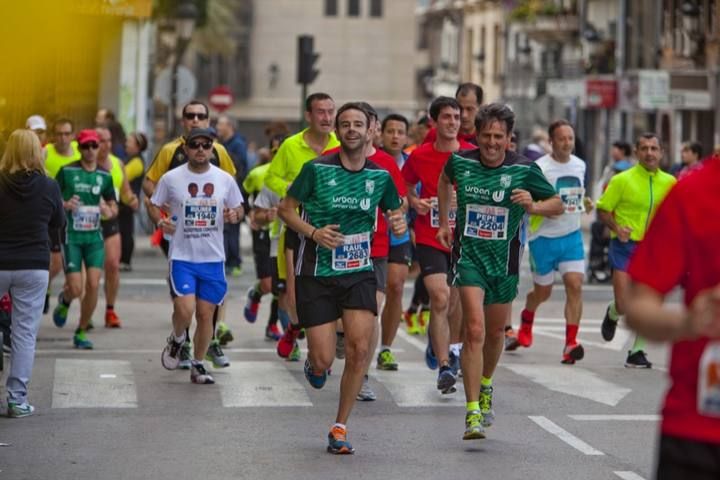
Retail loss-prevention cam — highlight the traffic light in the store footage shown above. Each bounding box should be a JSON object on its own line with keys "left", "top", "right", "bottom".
{"left": 297, "top": 35, "right": 320, "bottom": 85}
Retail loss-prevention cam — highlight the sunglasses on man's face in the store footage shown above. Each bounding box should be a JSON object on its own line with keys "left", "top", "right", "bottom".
{"left": 187, "top": 141, "right": 213, "bottom": 150}
{"left": 79, "top": 143, "right": 99, "bottom": 150}
{"left": 183, "top": 112, "right": 208, "bottom": 121}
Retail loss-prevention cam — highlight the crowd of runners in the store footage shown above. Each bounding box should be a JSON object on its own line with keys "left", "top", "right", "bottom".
{"left": 1, "top": 81, "right": 719, "bottom": 478}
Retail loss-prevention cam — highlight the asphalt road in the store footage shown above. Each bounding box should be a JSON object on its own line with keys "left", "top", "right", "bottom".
{"left": 0, "top": 232, "right": 670, "bottom": 480}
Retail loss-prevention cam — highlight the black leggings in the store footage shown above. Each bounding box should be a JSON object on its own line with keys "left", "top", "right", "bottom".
{"left": 118, "top": 204, "right": 135, "bottom": 265}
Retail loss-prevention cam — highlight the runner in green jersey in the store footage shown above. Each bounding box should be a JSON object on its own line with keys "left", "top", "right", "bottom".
{"left": 52, "top": 129, "right": 118, "bottom": 350}
{"left": 278, "top": 102, "right": 406, "bottom": 455}
{"left": 437, "top": 103, "right": 563, "bottom": 441}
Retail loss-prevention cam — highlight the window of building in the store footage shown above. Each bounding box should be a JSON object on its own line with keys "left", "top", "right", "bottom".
{"left": 370, "top": 0, "right": 382, "bottom": 17}
{"left": 348, "top": 0, "right": 360, "bottom": 17}
{"left": 493, "top": 24, "right": 502, "bottom": 78}
{"left": 325, "top": 0, "right": 338, "bottom": 16}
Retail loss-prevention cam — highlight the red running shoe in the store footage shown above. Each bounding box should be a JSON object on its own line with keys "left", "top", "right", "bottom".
{"left": 277, "top": 324, "right": 300, "bottom": 358}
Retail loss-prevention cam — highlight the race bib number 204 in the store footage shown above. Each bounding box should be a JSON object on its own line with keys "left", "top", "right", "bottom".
{"left": 464, "top": 204, "right": 508, "bottom": 240}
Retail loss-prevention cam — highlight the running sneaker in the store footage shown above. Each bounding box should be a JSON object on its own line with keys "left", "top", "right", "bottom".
{"left": 205, "top": 339, "right": 230, "bottom": 368}
{"left": 7, "top": 402, "right": 35, "bottom": 418}
{"left": 327, "top": 425, "right": 355, "bottom": 455}
{"left": 298, "top": 328, "right": 306, "bottom": 340}
{"left": 480, "top": 385, "right": 495, "bottom": 427}
{"left": 105, "top": 310, "right": 122, "bottom": 328}
{"left": 52, "top": 293, "right": 68, "bottom": 328}
{"left": 425, "top": 337, "right": 438, "bottom": 370}
{"left": 243, "top": 287, "right": 259, "bottom": 323}
{"left": 437, "top": 365, "right": 457, "bottom": 392}
{"left": 179, "top": 341, "right": 192, "bottom": 369}
{"left": 277, "top": 325, "right": 300, "bottom": 358}
{"left": 448, "top": 351, "right": 460, "bottom": 377}
{"left": 601, "top": 305, "right": 618, "bottom": 341}
{"left": 335, "top": 332, "right": 346, "bottom": 360}
{"left": 403, "top": 311, "right": 420, "bottom": 335}
{"left": 230, "top": 266, "right": 242, "bottom": 277}
{"left": 265, "top": 324, "right": 283, "bottom": 341}
{"left": 517, "top": 323, "right": 533, "bottom": 348}
{"left": 190, "top": 362, "right": 215, "bottom": 384}
{"left": 304, "top": 359, "right": 327, "bottom": 389}
{"left": 216, "top": 322, "right": 234, "bottom": 346}
{"left": 161, "top": 335, "right": 184, "bottom": 370}
{"left": 288, "top": 342, "right": 301, "bottom": 362}
{"left": 43, "top": 291, "right": 50, "bottom": 315}
{"left": 561, "top": 343, "right": 585, "bottom": 365}
{"left": 418, "top": 310, "right": 429, "bottom": 335}
{"left": 504, "top": 327, "right": 520, "bottom": 351}
{"left": 625, "top": 350, "right": 652, "bottom": 369}
{"left": 376, "top": 349, "right": 398, "bottom": 371}
{"left": 356, "top": 375, "right": 377, "bottom": 401}
{"left": 463, "top": 410, "right": 486, "bottom": 440}
{"left": 73, "top": 330, "right": 93, "bottom": 350}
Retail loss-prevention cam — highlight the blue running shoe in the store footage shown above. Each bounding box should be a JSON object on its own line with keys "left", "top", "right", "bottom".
{"left": 327, "top": 425, "right": 355, "bottom": 455}
{"left": 304, "top": 359, "right": 327, "bottom": 389}
{"left": 73, "top": 330, "right": 93, "bottom": 350}
{"left": 449, "top": 350, "right": 460, "bottom": 376}
{"left": 53, "top": 293, "right": 68, "bottom": 328}
{"left": 437, "top": 365, "right": 457, "bottom": 391}
{"left": 243, "top": 287, "right": 259, "bottom": 323}
{"left": 425, "top": 341, "right": 438, "bottom": 370}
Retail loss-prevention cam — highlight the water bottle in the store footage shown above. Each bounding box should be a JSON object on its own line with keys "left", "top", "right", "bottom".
{"left": 163, "top": 215, "right": 177, "bottom": 242}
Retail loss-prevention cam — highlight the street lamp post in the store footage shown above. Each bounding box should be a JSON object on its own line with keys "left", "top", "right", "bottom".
{"left": 169, "top": 0, "right": 198, "bottom": 138}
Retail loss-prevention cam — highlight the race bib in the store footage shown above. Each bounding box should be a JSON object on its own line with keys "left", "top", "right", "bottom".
{"left": 559, "top": 187, "right": 585, "bottom": 213}
{"left": 464, "top": 204, "right": 508, "bottom": 240}
{"left": 698, "top": 341, "right": 720, "bottom": 417}
{"left": 332, "top": 232, "right": 371, "bottom": 272}
{"left": 73, "top": 205, "right": 101, "bottom": 231}
{"left": 184, "top": 198, "right": 218, "bottom": 228}
{"left": 430, "top": 197, "right": 456, "bottom": 228}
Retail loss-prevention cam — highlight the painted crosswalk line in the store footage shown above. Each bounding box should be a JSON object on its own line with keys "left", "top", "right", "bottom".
{"left": 218, "top": 361, "right": 313, "bottom": 407}
{"left": 506, "top": 364, "right": 631, "bottom": 406}
{"left": 52, "top": 359, "right": 137, "bottom": 408}
{"left": 373, "top": 361, "right": 464, "bottom": 407}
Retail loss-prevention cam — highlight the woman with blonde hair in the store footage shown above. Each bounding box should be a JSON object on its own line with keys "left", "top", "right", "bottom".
{"left": 0, "top": 129, "right": 65, "bottom": 418}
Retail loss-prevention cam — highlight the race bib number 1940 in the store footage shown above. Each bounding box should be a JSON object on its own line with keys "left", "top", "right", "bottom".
{"left": 464, "top": 204, "right": 508, "bottom": 240}
{"left": 559, "top": 187, "right": 585, "bottom": 214}
{"left": 332, "top": 232, "right": 371, "bottom": 271}
{"left": 184, "top": 198, "right": 218, "bottom": 228}
{"left": 430, "top": 197, "right": 456, "bottom": 228}
{"left": 698, "top": 341, "right": 720, "bottom": 418}
{"left": 73, "top": 205, "right": 101, "bottom": 231}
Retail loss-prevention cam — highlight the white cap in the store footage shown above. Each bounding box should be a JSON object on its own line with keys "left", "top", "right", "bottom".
{"left": 26, "top": 115, "right": 47, "bottom": 131}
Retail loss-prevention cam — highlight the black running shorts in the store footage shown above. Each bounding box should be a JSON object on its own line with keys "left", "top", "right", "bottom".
{"left": 295, "top": 271, "right": 377, "bottom": 328}
{"left": 416, "top": 244, "right": 451, "bottom": 277}
{"left": 102, "top": 219, "right": 120, "bottom": 239}
{"left": 388, "top": 241, "right": 412, "bottom": 266}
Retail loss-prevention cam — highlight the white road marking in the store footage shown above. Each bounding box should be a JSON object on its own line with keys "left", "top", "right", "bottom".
{"left": 218, "top": 361, "right": 312, "bottom": 407}
{"left": 395, "top": 328, "right": 429, "bottom": 353}
{"left": 569, "top": 414, "right": 660, "bottom": 421}
{"left": 35, "top": 347, "right": 404, "bottom": 355}
{"left": 528, "top": 416, "right": 605, "bottom": 455}
{"left": 52, "top": 359, "right": 137, "bottom": 408}
{"left": 506, "top": 364, "right": 631, "bottom": 406}
{"left": 614, "top": 471, "right": 647, "bottom": 480}
{"left": 532, "top": 327, "right": 631, "bottom": 351}
{"left": 534, "top": 317, "right": 602, "bottom": 325}
{"left": 99, "top": 374, "right": 117, "bottom": 379}
{"left": 373, "top": 361, "right": 464, "bottom": 407}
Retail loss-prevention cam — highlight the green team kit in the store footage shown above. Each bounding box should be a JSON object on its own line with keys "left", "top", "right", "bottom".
{"left": 444, "top": 150, "right": 556, "bottom": 303}
{"left": 287, "top": 153, "right": 401, "bottom": 277}
{"left": 55, "top": 161, "right": 116, "bottom": 271}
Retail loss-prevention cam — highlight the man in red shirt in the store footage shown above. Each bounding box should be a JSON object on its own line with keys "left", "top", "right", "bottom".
{"left": 402, "top": 96, "right": 475, "bottom": 393}
{"left": 626, "top": 154, "right": 720, "bottom": 479}
{"left": 422, "top": 83, "right": 483, "bottom": 146}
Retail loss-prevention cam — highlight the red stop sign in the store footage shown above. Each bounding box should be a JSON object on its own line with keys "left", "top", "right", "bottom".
{"left": 209, "top": 85, "right": 234, "bottom": 113}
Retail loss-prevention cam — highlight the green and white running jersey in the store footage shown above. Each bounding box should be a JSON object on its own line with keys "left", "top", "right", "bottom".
{"left": 287, "top": 153, "right": 401, "bottom": 277}
{"left": 56, "top": 161, "right": 116, "bottom": 244}
{"left": 444, "top": 149, "right": 556, "bottom": 277}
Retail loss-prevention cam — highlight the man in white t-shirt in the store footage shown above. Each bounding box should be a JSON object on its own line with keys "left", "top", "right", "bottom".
{"left": 514, "top": 120, "right": 593, "bottom": 364}
{"left": 151, "top": 128, "right": 244, "bottom": 384}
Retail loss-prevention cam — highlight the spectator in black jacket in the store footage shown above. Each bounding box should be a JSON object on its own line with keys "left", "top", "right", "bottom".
{"left": 0, "top": 129, "right": 65, "bottom": 418}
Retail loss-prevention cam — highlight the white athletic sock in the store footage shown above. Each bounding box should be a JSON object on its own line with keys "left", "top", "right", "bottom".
{"left": 333, "top": 423, "right": 346, "bottom": 431}
{"left": 450, "top": 343, "right": 462, "bottom": 356}
{"left": 380, "top": 344, "right": 391, "bottom": 352}
{"left": 173, "top": 332, "right": 186, "bottom": 344}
